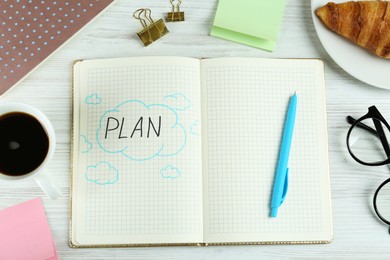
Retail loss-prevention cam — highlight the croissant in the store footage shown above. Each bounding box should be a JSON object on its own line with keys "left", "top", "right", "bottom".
{"left": 316, "top": 1, "right": 390, "bottom": 59}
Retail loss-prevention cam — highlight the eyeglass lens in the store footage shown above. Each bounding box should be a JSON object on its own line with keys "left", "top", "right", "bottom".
{"left": 348, "top": 118, "right": 390, "bottom": 164}
{"left": 374, "top": 179, "right": 390, "bottom": 231}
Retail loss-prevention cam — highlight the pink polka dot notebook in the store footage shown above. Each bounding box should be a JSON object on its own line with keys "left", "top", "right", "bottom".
{"left": 0, "top": 0, "right": 116, "bottom": 96}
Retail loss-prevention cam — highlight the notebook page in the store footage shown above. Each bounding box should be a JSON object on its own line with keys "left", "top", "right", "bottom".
{"left": 200, "top": 58, "right": 332, "bottom": 243}
{"left": 71, "top": 57, "right": 203, "bottom": 246}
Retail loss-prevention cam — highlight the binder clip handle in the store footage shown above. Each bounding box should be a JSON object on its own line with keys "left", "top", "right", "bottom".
{"left": 133, "top": 8, "right": 149, "bottom": 31}
{"left": 170, "top": 0, "right": 182, "bottom": 13}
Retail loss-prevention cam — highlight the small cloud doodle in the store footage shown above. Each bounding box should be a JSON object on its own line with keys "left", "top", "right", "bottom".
{"left": 85, "top": 161, "right": 119, "bottom": 185}
{"left": 163, "top": 93, "right": 191, "bottom": 111}
{"left": 80, "top": 135, "right": 92, "bottom": 153}
{"left": 160, "top": 165, "right": 181, "bottom": 179}
{"left": 85, "top": 93, "right": 102, "bottom": 105}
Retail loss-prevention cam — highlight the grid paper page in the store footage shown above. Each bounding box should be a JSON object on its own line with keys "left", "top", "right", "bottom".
{"left": 200, "top": 58, "right": 332, "bottom": 243}
{"left": 72, "top": 57, "right": 203, "bottom": 246}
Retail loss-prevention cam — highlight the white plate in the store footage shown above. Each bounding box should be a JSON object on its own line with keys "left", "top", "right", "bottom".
{"left": 311, "top": 0, "right": 390, "bottom": 89}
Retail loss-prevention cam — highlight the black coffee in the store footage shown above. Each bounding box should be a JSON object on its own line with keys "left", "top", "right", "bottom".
{"left": 0, "top": 112, "right": 49, "bottom": 176}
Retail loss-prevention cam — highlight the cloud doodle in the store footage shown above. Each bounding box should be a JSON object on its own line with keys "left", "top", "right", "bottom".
{"left": 163, "top": 93, "right": 191, "bottom": 111}
{"left": 85, "top": 93, "right": 102, "bottom": 105}
{"left": 160, "top": 165, "right": 181, "bottom": 179}
{"left": 96, "top": 100, "right": 187, "bottom": 161}
{"left": 85, "top": 161, "right": 119, "bottom": 185}
{"left": 80, "top": 135, "right": 92, "bottom": 153}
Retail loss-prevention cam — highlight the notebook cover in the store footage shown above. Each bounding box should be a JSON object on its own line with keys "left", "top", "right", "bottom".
{"left": 0, "top": 0, "right": 117, "bottom": 96}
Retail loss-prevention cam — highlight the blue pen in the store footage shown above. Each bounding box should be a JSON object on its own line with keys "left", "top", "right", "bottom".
{"left": 270, "top": 92, "right": 297, "bottom": 217}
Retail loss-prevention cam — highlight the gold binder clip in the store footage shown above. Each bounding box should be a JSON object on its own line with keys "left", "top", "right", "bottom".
{"left": 134, "top": 8, "right": 169, "bottom": 47}
{"left": 166, "top": 0, "right": 185, "bottom": 22}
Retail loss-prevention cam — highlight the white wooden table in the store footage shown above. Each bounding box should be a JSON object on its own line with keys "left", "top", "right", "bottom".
{"left": 1, "top": 0, "right": 390, "bottom": 259}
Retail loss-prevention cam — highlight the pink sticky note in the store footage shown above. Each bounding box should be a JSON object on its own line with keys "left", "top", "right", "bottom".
{"left": 0, "top": 198, "right": 58, "bottom": 260}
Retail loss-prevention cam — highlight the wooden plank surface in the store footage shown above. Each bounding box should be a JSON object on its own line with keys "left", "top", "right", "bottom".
{"left": 1, "top": 0, "right": 390, "bottom": 259}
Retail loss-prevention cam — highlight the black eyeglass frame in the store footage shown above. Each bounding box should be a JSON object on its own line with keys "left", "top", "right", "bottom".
{"left": 346, "top": 105, "right": 390, "bottom": 233}
{"left": 373, "top": 178, "right": 390, "bottom": 226}
{"left": 346, "top": 105, "right": 390, "bottom": 166}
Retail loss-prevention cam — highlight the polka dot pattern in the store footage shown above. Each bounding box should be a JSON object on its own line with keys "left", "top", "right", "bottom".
{"left": 0, "top": 0, "right": 115, "bottom": 95}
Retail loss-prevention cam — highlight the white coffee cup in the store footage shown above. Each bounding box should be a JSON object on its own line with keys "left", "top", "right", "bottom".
{"left": 0, "top": 102, "right": 61, "bottom": 199}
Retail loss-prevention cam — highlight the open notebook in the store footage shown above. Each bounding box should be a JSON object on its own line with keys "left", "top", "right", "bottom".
{"left": 70, "top": 57, "right": 333, "bottom": 247}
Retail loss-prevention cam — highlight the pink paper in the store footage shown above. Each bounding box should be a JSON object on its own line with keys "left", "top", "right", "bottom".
{"left": 0, "top": 198, "right": 58, "bottom": 260}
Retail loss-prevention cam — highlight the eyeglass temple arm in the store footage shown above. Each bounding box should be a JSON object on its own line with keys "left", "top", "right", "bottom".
{"left": 347, "top": 115, "right": 390, "bottom": 157}
{"left": 346, "top": 116, "right": 378, "bottom": 135}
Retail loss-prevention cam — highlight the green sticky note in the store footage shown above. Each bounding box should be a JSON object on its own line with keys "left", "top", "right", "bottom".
{"left": 210, "top": 0, "right": 286, "bottom": 51}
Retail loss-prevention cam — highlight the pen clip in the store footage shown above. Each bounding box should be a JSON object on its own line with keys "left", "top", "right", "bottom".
{"left": 280, "top": 168, "right": 289, "bottom": 203}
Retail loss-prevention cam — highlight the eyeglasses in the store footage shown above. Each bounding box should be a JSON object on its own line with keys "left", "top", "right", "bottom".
{"left": 346, "top": 106, "right": 390, "bottom": 234}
